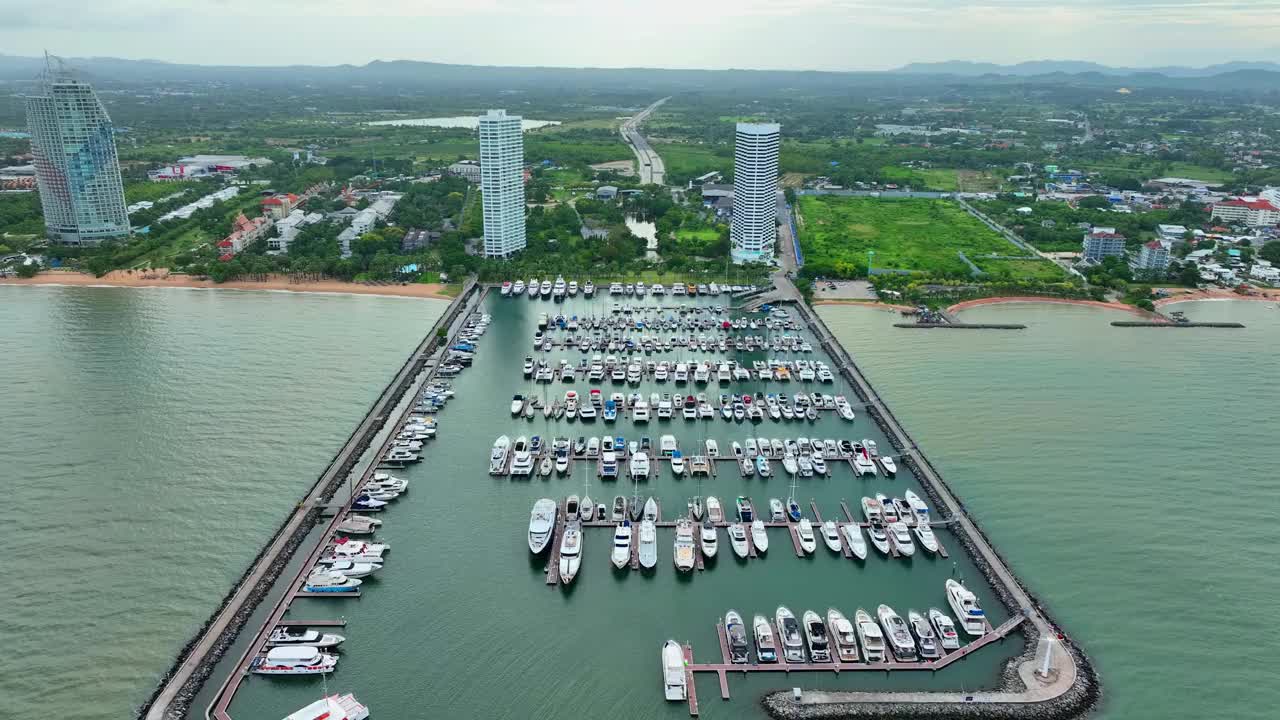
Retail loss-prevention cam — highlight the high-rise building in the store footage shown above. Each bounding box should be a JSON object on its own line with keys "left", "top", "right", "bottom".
{"left": 479, "top": 109, "right": 526, "bottom": 257}
{"left": 730, "top": 122, "right": 781, "bottom": 264}
{"left": 25, "top": 61, "right": 129, "bottom": 245}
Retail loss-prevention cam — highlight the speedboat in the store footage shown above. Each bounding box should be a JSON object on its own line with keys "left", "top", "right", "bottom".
{"left": 877, "top": 604, "right": 917, "bottom": 661}
{"left": 929, "top": 608, "right": 961, "bottom": 650}
{"left": 630, "top": 452, "right": 650, "bottom": 480}
{"left": 725, "top": 610, "right": 750, "bottom": 663}
{"left": 490, "top": 435, "right": 511, "bottom": 475}
{"left": 796, "top": 518, "right": 817, "bottom": 554}
{"left": 753, "top": 614, "right": 778, "bottom": 663}
{"left": 580, "top": 495, "right": 595, "bottom": 521}
{"left": 267, "top": 628, "right": 346, "bottom": 649}
{"left": 946, "top": 579, "right": 987, "bottom": 636}
{"left": 611, "top": 495, "right": 628, "bottom": 521}
{"left": 611, "top": 521, "right": 633, "bottom": 568}
{"left": 755, "top": 455, "right": 771, "bottom": 477}
{"left": 877, "top": 454, "right": 898, "bottom": 476}
{"left": 775, "top": 606, "right": 806, "bottom": 663}
{"left": 510, "top": 395, "right": 525, "bottom": 416}
{"left": 769, "top": 498, "right": 785, "bottom": 522}
{"left": 706, "top": 496, "right": 724, "bottom": 523}
{"left": 914, "top": 521, "right": 940, "bottom": 554}
{"left": 826, "top": 609, "right": 859, "bottom": 663}
{"left": 673, "top": 518, "right": 696, "bottom": 572}
{"left": 670, "top": 450, "right": 685, "bottom": 476}
{"left": 303, "top": 570, "right": 362, "bottom": 593}
{"left": 336, "top": 515, "right": 381, "bottom": 536}
{"left": 888, "top": 522, "right": 915, "bottom": 557}
{"left": 643, "top": 496, "right": 658, "bottom": 521}
{"left": 855, "top": 608, "right": 886, "bottom": 662}
{"left": 700, "top": 519, "right": 718, "bottom": 558}
{"left": 558, "top": 521, "right": 582, "bottom": 584}
{"left": 820, "top": 521, "right": 842, "bottom": 552}
{"left": 282, "top": 693, "right": 369, "bottom": 720}
{"left": 751, "top": 519, "right": 769, "bottom": 552}
{"left": 787, "top": 497, "right": 802, "bottom": 523}
{"left": 841, "top": 523, "right": 868, "bottom": 560}
{"left": 908, "top": 609, "right": 941, "bottom": 660}
{"left": 538, "top": 455, "right": 553, "bottom": 477}
{"left": 728, "top": 523, "right": 749, "bottom": 558}
{"left": 639, "top": 519, "right": 658, "bottom": 569}
{"left": 251, "top": 647, "right": 339, "bottom": 675}
{"left": 662, "top": 640, "right": 687, "bottom": 701}
{"left": 803, "top": 610, "right": 832, "bottom": 662}
{"left": 782, "top": 454, "right": 798, "bottom": 475}
{"left": 739, "top": 457, "right": 754, "bottom": 477}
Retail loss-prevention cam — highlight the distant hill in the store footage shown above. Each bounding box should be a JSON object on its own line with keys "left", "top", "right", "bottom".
{"left": 896, "top": 59, "right": 1280, "bottom": 78}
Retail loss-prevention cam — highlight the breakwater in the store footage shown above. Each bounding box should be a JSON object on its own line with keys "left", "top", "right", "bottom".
{"left": 893, "top": 323, "right": 1028, "bottom": 330}
{"left": 1111, "top": 321, "right": 1245, "bottom": 328}
{"left": 138, "top": 281, "right": 481, "bottom": 720}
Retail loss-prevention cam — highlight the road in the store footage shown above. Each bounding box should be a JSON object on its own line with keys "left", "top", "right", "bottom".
{"left": 621, "top": 97, "right": 669, "bottom": 186}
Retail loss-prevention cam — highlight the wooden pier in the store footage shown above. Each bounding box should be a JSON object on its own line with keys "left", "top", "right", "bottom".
{"left": 683, "top": 643, "right": 699, "bottom": 716}
{"left": 545, "top": 507, "right": 565, "bottom": 586}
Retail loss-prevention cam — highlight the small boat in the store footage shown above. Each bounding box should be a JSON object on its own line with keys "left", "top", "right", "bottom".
{"left": 775, "top": 606, "right": 806, "bottom": 663}
{"left": 611, "top": 521, "right": 633, "bottom": 569}
{"left": 282, "top": 693, "right": 369, "bottom": 720}
{"left": 510, "top": 395, "right": 525, "bottom": 416}
{"left": 855, "top": 608, "right": 886, "bottom": 662}
{"left": 753, "top": 614, "right": 778, "bottom": 663}
{"left": 781, "top": 454, "right": 798, "bottom": 475}
{"left": 841, "top": 523, "right": 868, "bottom": 560}
{"left": 662, "top": 640, "right": 688, "bottom": 701}
{"left": 877, "top": 454, "right": 897, "bottom": 475}
{"left": 929, "top": 608, "right": 961, "bottom": 650}
{"left": 735, "top": 495, "right": 754, "bottom": 522}
{"left": 558, "top": 521, "right": 582, "bottom": 584}
{"left": 914, "top": 521, "right": 940, "bottom": 554}
{"left": 888, "top": 521, "right": 915, "bottom": 557}
{"left": 728, "top": 523, "right": 749, "bottom": 558}
{"left": 908, "top": 609, "right": 942, "bottom": 660}
{"left": 769, "top": 498, "right": 785, "bottom": 522}
{"left": 820, "top": 521, "right": 842, "bottom": 552}
{"left": 670, "top": 450, "right": 685, "bottom": 476}
{"left": 639, "top": 519, "right": 658, "bottom": 569}
{"left": 755, "top": 455, "right": 771, "bottom": 477}
{"left": 565, "top": 494, "right": 580, "bottom": 519}
{"left": 803, "top": 610, "right": 832, "bottom": 662}
{"left": 689, "top": 496, "right": 704, "bottom": 521}
{"left": 706, "top": 496, "right": 724, "bottom": 523}
{"left": 796, "top": 518, "right": 817, "bottom": 554}
{"left": 538, "top": 455, "right": 553, "bottom": 477}
{"left": 878, "top": 604, "right": 917, "bottom": 661}
{"left": 611, "top": 495, "right": 628, "bottom": 521}
{"left": 303, "top": 570, "right": 362, "bottom": 593}
{"left": 739, "top": 457, "right": 753, "bottom": 476}
{"left": 786, "top": 496, "right": 802, "bottom": 523}
{"left": 700, "top": 519, "right": 718, "bottom": 558}
{"left": 489, "top": 435, "right": 511, "bottom": 475}
{"left": 251, "top": 646, "right": 339, "bottom": 675}
{"left": 673, "top": 518, "right": 696, "bottom": 572}
{"left": 643, "top": 496, "right": 658, "bottom": 521}
{"left": 826, "top": 609, "right": 859, "bottom": 663}
{"left": 725, "top": 610, "right": 751, "bottom": 663}
{"left": 751, "top": 519, "right": 769, "bottom": 552}
{"left": 267, "top": 628, "right": 346, "bottom": 649}
{"left": 946, "top": 579, "right": 987, "bottom": 636}
{"left": 336, "top": 515, "right": 381, "bottom": 536}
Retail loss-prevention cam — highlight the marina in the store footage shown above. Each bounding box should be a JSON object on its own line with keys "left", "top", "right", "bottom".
{"left": 148, "top": 281, "right": 1090, "bottom": 720}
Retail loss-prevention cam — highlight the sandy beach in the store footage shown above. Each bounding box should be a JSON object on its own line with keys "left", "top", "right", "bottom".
{"left": 812, "top": 299, "right": 915, "bottom": 312}
{"left": 1153, "top": 287, "right": 1280, "bottom": 308}
{"left": 0, "top": 269, "right": 455, "bottom": 300}
{"left": 946, "top": 296, "right": 1151, "bottom": 317}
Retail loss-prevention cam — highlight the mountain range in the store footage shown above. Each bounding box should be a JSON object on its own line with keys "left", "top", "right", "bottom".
{"left": 895, "top": 59, "right": 1280, "bottom": 77}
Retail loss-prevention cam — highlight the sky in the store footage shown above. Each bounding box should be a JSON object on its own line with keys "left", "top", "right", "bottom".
{"left": 1, "top": 0, "right": 1277, "bottom": 70}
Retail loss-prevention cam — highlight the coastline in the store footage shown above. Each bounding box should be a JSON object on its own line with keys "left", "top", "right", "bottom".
{"left": 1154, "top": 288, "right": 1280, "bottom": 308}
{"left": 811, "top": 299, "right": 915, "bottom": 312}
{"left": 0, "top": 270, "right": 454, "bottom": 301}
{"left": 946, "top": 296, "right": 1148, "bottom": 317}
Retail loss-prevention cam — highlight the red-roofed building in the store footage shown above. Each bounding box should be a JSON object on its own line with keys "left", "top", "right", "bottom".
{"left": 215, "top": 212, "right": 274, "bottom": 260}
{"left": 1134, "top": 239, "right": 1170, "bottom": 271}
{"left": 1211, "top": 197, "right": 1280, "bottom": 227}
{"left": 261, "top": 193, "right": 301, "bottom": 219}
{"left": 1082, "top": 227, "right": 1127, "bottom": 262}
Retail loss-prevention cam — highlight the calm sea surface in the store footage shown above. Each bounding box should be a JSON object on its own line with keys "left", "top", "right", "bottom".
{"left": 0, "top": 286, "right": 443, "bottom": 719}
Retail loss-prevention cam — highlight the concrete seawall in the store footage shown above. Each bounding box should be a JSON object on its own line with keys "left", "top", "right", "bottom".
{"left": 776, "top": 300, "right": 1100, "bottom": 720}
{"left": 137, "top": 280, "right": 482, "bottom": 720}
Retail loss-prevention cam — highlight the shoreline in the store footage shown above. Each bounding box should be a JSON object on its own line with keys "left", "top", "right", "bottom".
{"left": 811, "top": 299, "right": 915, "bottom": 312}
{"left": 0, "top": 270, "right": 454, "bottom": 301}
{"left": 946, "top": 296, "right": 1148, "bottom": 317}
{"left": 1154, "top": 289, "right": 1280, "bottom": 308}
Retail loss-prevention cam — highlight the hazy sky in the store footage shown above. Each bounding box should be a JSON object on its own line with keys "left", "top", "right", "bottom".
{"left": 2, "top": 0, "right": 1277, "bottom": 70}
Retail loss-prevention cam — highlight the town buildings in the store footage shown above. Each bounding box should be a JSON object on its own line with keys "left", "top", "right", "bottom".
{"left": 1081, "top": 227, "right": 1127, "bottom": 262}
{"left": 730, "top": 122, "right": 781, "bottom": 263}
{"left": 24, "top": 66, "right": 129, "bottom": 245}
{"left": 1210, "top": 197, "right": 1280, "bottom": 227}
{"left": 447, "top": 160, "right": 482, "bottom": 183}
{"left": 479, "top": 110, "right": 526, "bottom": 257}
{"left": 1134, "top": 240, "right": 1170, "bottom": 271}
{"left": 215, "top": 212, "right": 273, "bottom": 260}
{"left": 148, "top": 155, "right": 272, "bottom": 181}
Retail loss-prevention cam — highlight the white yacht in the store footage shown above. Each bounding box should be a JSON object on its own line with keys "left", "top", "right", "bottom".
{"left": 611, "top": 521, "right": 633, "bottom": 569}
{"left": 914, "top": 521, "right": 940, "bottom": 554}
{"left": 558, "top": 521, "right": 582, "bottom": 584}
{"left": 841, "top": 523, "right": 868, "bottom": 560}
{"left": 700, "top": 519, "right": 718, "bottom": 558}
{"left": 629, "top": 452, "right": 651, "bottom": 480}
{"left": 781, "top": 454, "right": 798, "bottom": 476}
{"left": 908, "top": 610, "right": 942, "bottom": 660}
{"left": 662, "top": 640, "right": 688, "bottom": 701}
{"left": 820, "top": 521, "right": 842, "bottom": 553}
{"left": 510, "top": 449, "right": 534, "bottom": 478}
{"left": 321, "top": 560, "right": 381, "bottom": 578}
{"left": 888, "top": 521, "right": 916, "bottom": 557}
{"left": 706, "top": 496, "right": 724, "bottom": 523}
{"left": 775, "top": 606, "right": 806, "bottom": 663}
{"left": 751, "top": 519, "right": 769, "bottom": 553}
{"left": 632, "top": 400, "right": 651, "bottom": 423}
{"left": 282, "top": 693, "right": 369, "bottom": 720}
{"left": 878, "top": 605, "right": 917, "bottom": 662}
{"left": 336, "top": 515, "right": 381, "bottom": 536}
{"left": 489, "top": 436, "right": 511, "bottom": 475}
{"left": 251, "top": 646, "right": 339, "bottom": 675}
{"left": 753, "top": 614, "right": 778, "bottom": 663}
{"left": 267, "top": 628, "right": 346, "bottom": 649}
{"left": 929, "top": 608, "right": 962, "bottom": 650}
{"left": 670, "top": 451, "right": 685, "bottom": 476}
{"left": 728, "top": 523, "right": 749, "bottom": 558}
{"left": 705, "top": 439, "right": 720, "bottom": 458}
{"left": 673, "top": 518, "right": 696, "bottom": 572}
{"left": 946, "top": 579, "right": 987, "bottom": 636}
{"left": 855, "top": 608, "right": 887, "bottom": 662}
{"left": 639, "top": 519, "right": 658, "bottom": 569}
{"left": 904, "top": 490, "right": 930, "bottom": 523}
{"left": 510, "top": 395, "right": 525, "bottom": 416}
{"left": 796, "top": 519, "right": 817, "bottom": 554}
{"left": 528, "top": 498, "right": 557, "bottom": 553}
{"left": 827, "top": 609, "right": 859, "bottom": 663}
{"left": 877, "top": 454, "right": 898, "bottom": 476}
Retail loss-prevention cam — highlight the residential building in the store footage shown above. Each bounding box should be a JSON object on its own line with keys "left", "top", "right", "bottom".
{"left": 1156, "top": 224, "right": 1188, "bottom": 244}
{"left": 478, "top": 110, "right": 526, "bottom": 257}
{"left": 447, "top": 160, "right": 482, "bottom": 183}
{"left": 595, "top": 185, "right": 618, "bottom": 201}
{"left": 1134, "top": 240, "right": 1170, "bottom": 272}
{"left": 401, "top": 229, "right": 440, "bottom": 252}
{"left": 215, "top": 211, "right": 273, "bottom": 260}
{"left": 270, "top": 209, "right": 323, "bottom": 252}
{"left": 1081, "top": 227, "right": 1126, "bottom": 262}
{"left": 1249, "top": 260, "right": 1279, "bottom": 285}
{"left": 1211, "top": 197, "right": 1280, "bottom": 227}
{"left": 24, "top": 64, "right": 129, "bottom": 245}
{"left": 730, "top": 122, "right": 781, "bottom": 263}
{"left": 261, "top": 193, "right": 300, "bottom": 219}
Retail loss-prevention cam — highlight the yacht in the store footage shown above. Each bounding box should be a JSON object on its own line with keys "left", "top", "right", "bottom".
{"left": 321, "top": 560, "right": 382, "bottom": 579}
{"left": 753, "top": 614, "right": 778, "bottom": 663}
{"left": 755, "top": 455, "right": 771, "bottom": 477}
{"left": 580, "top": 495, "right": 595, "bottom": 521}
{"left": 639, "top": 519, "right": 658, "bottom": 569}
{"left": 583, "top": 280, "right": 595, "bottom": 298}
{"left": 510, "top": 449, "right": 534, "bottom": 478}
{"left": 336, "top": 515, "right": 381, "bottom": 536}
{"left": 706, "top": 496, "right": 724, "bottom": 523}
{"left": 878, "top": 605, "right": 917, "bottom": 661}
{"left": 877, "top": 454, "right": 898, "bottom": 476}
{"left": 855, "top": 608, "right": 887, "bottom": 662}
{"left": 826, "top": 609, "right": 859, "bottom": 663}
{"left": 892, "top": 498, "right": 916, "bottom": 526}
{"left": 841, "top": 523, "right": 868, "bottom": 560}
{"left": 861, "top": 495, "right": 884, "bottom": 523}
{"left": 643, "top": 496, "right": 659, "bottom": 521}
{"left": 611, "top": 521, "right": 633, "bottom": 568}
{"left": 586, "top": 436, "right": 601, "bottom": 456}
{"left": 673, "top": 518, "right": 696, "bottom": 572}
{"left": 251, "top": 647, "right": 339, "bottom": 675}
{"left": 705, "top": 439, "right": 720, "bottom": 458}
{"left": 775, "top": 606, "right": 806, "bottom": 663}
{"left": 908, "top": 610, "right": 941, "bottom": 660}
{"left": 852, "top": 443, "right": 877, "bottom": 476}
{"left": 489, "top": 436, "right": 512, "bottom": 475}
{"left": 632, "top": 400, "right": 650, "bottom": 423}
{"left": 510, "top": 394, "right": 525, "bottom": 416}
{"left": 866, "top": 521, "right": 891, "bottom": 556}
{"left": 803, "top": 610, "right": 832, "bottom": 662}
{"left": 303, "top": 570, "right": 362, "bottom": 593}
{"left": 725, "top": 610, "right": 751, "bottom": 663}
{"left": 267, "top": 628, "right": 346, "bottom": 649}
{"left": 700, "top": 519, "right": 718, "bottom": 558}
{"left": 769, "top": 498, "right": 786, "bottom": 522}
{"left": 522, "top": 357, "right": 534, "bottom": 377}
{"left": 929, "top": 608, "right": 962, "bottom": 650}
{"left": 630, "top": 452, "right": 651, "bottom": 480}
{"left": 611, "top": 495, "right": 628, "bottom": 521}
{"left": 820, "top": 521, "right": 842, "bottom": 552}
{"left": 751, "top": 519, "right": 769, "bottom": 552}
{"left": 661, "top": 640, "right": 687, "bottom": 701}
{"left": 810, "top": 454, "right": 827, "bottom": 475}
{"left": 728, "top": 523, "right": 749, "bottom": 558}
{"left": 282, "top": 693, "right": 369, "bottom": 720}
{"left": 796, "top": 518, "right": 817, "bottom": 554}
{"left": 914, "top": 521, "right": 940, "bottom": 554}
{"left": 888, "top": 522, "right": 916, "bottom": 557}
{"left": 781, "top": 454, "right": 798, "bottom": 476}
{"left": 946, "top": 579, "right": 987, "bottom": 636}
{"left": 787, "top": 496, "right": 802, "bottom": 523}
{"left": 735, "top": 496, "right": 754, "bottom": 522}
{"left": 558, "top": 521, "right": 583, "bottom": 584}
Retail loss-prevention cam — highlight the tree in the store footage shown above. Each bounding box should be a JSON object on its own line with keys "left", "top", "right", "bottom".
{"left": 1259, "top": 241, "right": 1280, "bottom": 265}
{"left": 16, "top": 260, "right": 40, "bottom": 278}
{"left": 1077, "top": 196, "right": 1111, "bottom": 210}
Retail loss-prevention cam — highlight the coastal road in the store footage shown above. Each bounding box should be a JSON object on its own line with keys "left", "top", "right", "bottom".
{"left": 622, "top": 97, "right": 669, "bottom": 186}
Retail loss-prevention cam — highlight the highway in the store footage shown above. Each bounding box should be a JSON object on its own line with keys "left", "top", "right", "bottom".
{"left": 621, "top": 96, "right": 669, "bottom": 186}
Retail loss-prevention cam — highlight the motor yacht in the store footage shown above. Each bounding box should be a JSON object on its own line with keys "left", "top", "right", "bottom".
{"left": 775, "top": 606, "right": 806, "bottom": 663}
{"left": 803, "top": 610, "right": 832, "bottom": 662}
{"left": 769, "top": 498, "right": 785, "bottom": 522}
{"left": 878, "top": 605, "right": 917, "bottom": 661}
{"left": 639, "top": 519, "right": 658, "bottom": 569}
{"left": 929, "top": 608, "right": 961, "bottom": 650}
{"left": 251, "top": 647, "right": 339, "bottom": 675}
{"left": 787, "top": 496, "right": 802, "bottom": 523}
{"left": 796, "top": 518, "right": 817, "bottom": 554}
{"left": 510, "top": 395, "right": 525, "bottom": 416}
{"left": 662, "top": 640, "right": 687, "bottom": 701}
{"left": 946, "top": 579, "right": 987, "bottom": 636}
{"left": 725, "top": 610, "right": 750, "bottom": 663}
{"left": 888, "top": 521, "right": 915, "bottom": 557}
{"left": 736, "top": 496, "right": 754, "bottom": 522}
{"left": 336, "top": 515, "right": 381, "bottom": 536}
{"left": 855, "top": 608, "right": 887, "bottom": 662}
{"left": 558, "top": 521, "right": 583, "bottom": 584}
{"left": 673, "top": 518, "right": 696, "bottom": 572}
{"left": 877, "top": 454, "right": 897, "bottom": 476}
{"left": 303, "top": 570, "right": 362, "bottom": 593}
{"left": 267, "top": 628, "right": 346, "bottom": 649}
{"left": 781, "top": 454, "right": 798, "bottom": 476}
{"left": 914, "top": 521, "right": 940, "bottom": 554}
{"left": 728, "top": 523, "right": 749, "bottom": 558}
{"left": 630, "top": 452, "right": 651, "bottom": 480}
{"left": 611, "top": 521, "right": 633, "bottom": 569}
{"left": 908, "top": 610, "right": 941, "bottom": 660}
{"left": 826, "top": 609, "right": 859, "bottom": 663}
{"left": 700, "top": 519, "right": 718, "bottom": 558}
{"left": 753, "top": 614, "right": 778, "bottom": 663}
{"left": 281, "top": 693, "right": 368, "bottom": 720}
{"left": 580, "top": 495, "right": 595, "bottom": 521}
{"left": 750, "top": 519, "right": 769, "bottom": 552}
{"left": 841, "top": 523, "right": 868, "bottom": 560}
{"left": 611, "top": 495, "right": 628, "bottom": 521}
{"left": 706, "top": 496, "right": 724, "bottom": 523}
{"left": 852, "top": 443, "right": 877, "bottom": 476}
{"left": 756, "top": 455, "right": 771, "bottom": 477}
{"left": 820, "top": 521, "right": 842, "bottom": 552}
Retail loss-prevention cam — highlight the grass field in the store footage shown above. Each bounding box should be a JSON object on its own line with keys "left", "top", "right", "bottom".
{"left": 674, "top": 227, "right": 720, "bottom": 243}
{"left": 652, "top": 142, "right": 731, "bottom": 181}
{"left": 970, "top": 257, "right": 1067, "bottom": 281}
{"left": 879, "top": 166, "right": 959, "bottom": 191}
{"left": 797, "top": 196, "right": 1020, "bottom": 276}
{"left": 1080, "top": 161, "right": 1234, "bottom": 184}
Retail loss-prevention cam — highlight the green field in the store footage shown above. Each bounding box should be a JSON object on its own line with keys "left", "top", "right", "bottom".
{"left": 878, "top": 166, "right": 960, "bottom": 191}
{"left": 652, "top": 142, "right": 731, "bottom": 182}
{"left": 674, "top": 227, "right": 720, "bottom": 243}
{"left": 971, "top": 257, "right": 1067, "bottom": 281}
{"left": 797, "top": 196, "right": 1019, "bottom": 277}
